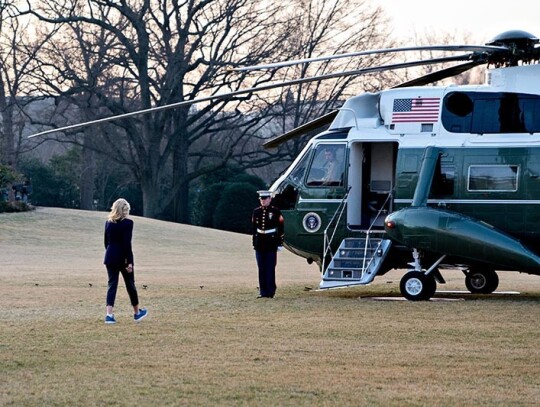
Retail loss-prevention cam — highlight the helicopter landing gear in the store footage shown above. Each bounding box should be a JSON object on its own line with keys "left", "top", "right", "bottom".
{"left": 400, "top": 271, "right": 436, "bottom": 301}
{"left": 464, "top": 267, "right": 499, "bottom": 294}
{"left": 399, "top": 250, "right": 446, "bottom": 301}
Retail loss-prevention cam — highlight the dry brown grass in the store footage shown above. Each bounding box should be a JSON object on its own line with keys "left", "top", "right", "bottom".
{"left": 1, "top": 207, "right": 539, "bottom": 406}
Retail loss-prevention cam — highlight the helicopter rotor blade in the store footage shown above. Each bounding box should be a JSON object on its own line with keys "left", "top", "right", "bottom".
{"left": 28, "top": 91, "right": 247, "bottom": 138}
{"left": 28, "top": 53, "right": 476, "bottom": 139}
{"left": 392, "top": 60, "right": 486, "bottom": 88}
{"left": 261, "top": 53, "right": 477, "bottom": 84}
{"left": 263, "top": 110, "right": 338, "bottom": 149}
{"left": 234, "top": 45, "right": 505, "bottom": 72}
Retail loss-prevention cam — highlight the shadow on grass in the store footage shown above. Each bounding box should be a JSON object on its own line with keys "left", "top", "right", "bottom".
{"left": 316, "top": 287, "right": 540, "bottom": 302}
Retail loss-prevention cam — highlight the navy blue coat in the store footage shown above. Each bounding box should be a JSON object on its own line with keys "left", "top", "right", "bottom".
{"left": 252, "top": 205, "right": 284, "bottom": 252}
{"left": 103, "top": 218, "right": 134, "bottom": 267}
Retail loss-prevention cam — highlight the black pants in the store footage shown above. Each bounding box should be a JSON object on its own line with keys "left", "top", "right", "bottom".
{"left": 255, "top": 250, "right": 277, "bottom": 297}
{"left": 106, "top": 265, "right": 139, "bottom": 307}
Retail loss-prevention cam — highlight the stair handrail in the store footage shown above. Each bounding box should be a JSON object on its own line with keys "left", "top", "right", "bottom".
{"left": 361, "top": 234, "right": 371, "bottom": 278}
{"left": 361, "top": 191, "right": 393, "bottom": 277}
{"left": 322, "top": 189, "right": 350, "bottom": 273}
{"left": 367, "top": 190, "right": 393, "bottom": 231}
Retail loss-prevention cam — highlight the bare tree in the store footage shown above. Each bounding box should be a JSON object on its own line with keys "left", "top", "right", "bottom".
{"left": 21, "top": 0, "right": 291, "bottom": 220}
{"left": 0, "top": 1, "right": 56, "bottom": 169}
{"left": 242, "top": 0, "right": 398, "bottom": 175}
{"left": 17, "top": 0, "right": 401, "bottom": 221}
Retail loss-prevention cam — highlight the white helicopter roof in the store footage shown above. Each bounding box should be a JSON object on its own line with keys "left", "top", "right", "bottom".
{"left": 331, "top": 64, "right": 540, "bottom": 132}
{"left": 327, "top": 63, "right": 540, "bottom": 148}
{"left": 487, "top": 63, "right": 540, "bottom": 93}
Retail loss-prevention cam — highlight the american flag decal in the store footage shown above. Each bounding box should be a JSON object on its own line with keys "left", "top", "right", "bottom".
{"left": 392, "top": 97, "right": 440, "bottom": 123}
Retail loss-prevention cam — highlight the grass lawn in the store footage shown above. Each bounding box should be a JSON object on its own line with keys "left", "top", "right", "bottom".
{"left": 1, "top": 207, "right": 539, "bottom": 406}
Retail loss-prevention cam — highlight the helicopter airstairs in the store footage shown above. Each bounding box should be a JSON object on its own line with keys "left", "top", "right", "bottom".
{"left": 319, "top": 192, "right": 393, "bottom": 289}
{"left": 320, "top": 237, "right": 392, "bottom": 288}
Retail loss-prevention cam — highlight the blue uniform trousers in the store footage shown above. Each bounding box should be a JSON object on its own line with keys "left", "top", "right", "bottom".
{"left": 255, "top": 250, "right": 277, "bottom": 297}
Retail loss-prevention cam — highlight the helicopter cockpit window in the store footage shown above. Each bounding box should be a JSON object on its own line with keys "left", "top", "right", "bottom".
{"left": 288, "top": 151, "right": 310, "bottom": 185}
{"left": 468, "top": 165, "right": 519, "bottom": 192}
{"left": 306, "top": 144, "right": 346, "bottom": 187}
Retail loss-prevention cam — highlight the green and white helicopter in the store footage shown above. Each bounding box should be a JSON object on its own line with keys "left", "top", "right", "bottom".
{"left": 33, "top": 30, "right": 540, "bottom": 300}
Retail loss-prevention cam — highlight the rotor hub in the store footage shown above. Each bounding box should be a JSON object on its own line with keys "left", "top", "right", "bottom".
{"left": 485, "top": 30, "right": 540, "bottom": 66}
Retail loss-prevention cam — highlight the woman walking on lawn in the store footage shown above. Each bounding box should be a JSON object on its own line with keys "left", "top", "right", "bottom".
{"left": 103, "top": 198, "right": 147, "bottom": 324}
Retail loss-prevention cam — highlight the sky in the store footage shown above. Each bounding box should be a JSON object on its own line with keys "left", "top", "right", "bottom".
{"left": 375, "top": 0, "right": 540, "bottom": 44}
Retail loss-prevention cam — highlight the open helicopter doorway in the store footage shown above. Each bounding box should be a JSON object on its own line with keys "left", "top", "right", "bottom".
{"left": 347, "top": 142, "right": 397, "bottom": 230}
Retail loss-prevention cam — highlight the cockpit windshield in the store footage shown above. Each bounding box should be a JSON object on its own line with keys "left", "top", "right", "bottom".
{"left": 288, "top": 150, "right": 310, "bottom": 186}
{"left": 306, "top": 144, "right": 346, "bottom": 187}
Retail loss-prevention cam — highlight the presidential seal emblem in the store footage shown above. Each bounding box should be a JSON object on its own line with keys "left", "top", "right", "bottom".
{"left": 302, "top": 212, "right": 322, "bottom": 233}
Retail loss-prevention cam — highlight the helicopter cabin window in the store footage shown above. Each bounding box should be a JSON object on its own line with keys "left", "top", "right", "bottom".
{"left": 467, "top": 165, "right": 519, "bottom": 192}
{"left": 442, "top": 91, "right": 540, "bottom": 134}
{"left": 306, "top": 144, "right": 346, "bottom": 187}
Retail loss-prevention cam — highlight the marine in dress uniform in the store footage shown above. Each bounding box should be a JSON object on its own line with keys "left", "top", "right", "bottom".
{"left": 252, "top": 190, "right": 285, "bottom": 298}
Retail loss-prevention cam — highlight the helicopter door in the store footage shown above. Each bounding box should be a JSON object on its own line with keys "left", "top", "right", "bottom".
{"left": 347, "top": 142, "right": 396, "bottom": 230}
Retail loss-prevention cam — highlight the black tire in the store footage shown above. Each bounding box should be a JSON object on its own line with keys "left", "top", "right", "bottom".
{"left": 400, "top": 271, "right": 437, "bottom": 301}
{"left": 465, "top": 268, "right": 499, "bottom": 294}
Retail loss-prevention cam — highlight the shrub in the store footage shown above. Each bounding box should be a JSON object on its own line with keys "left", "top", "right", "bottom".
{"left": 0, "top": 201, "right": 33, "bottom": 213}
{"left": 213, "top": 182, "right": 259, "bottom": 234}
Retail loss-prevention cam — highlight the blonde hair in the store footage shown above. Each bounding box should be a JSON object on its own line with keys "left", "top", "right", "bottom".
{"left": 107, "top": 198, "right": 131, "bottom": 222}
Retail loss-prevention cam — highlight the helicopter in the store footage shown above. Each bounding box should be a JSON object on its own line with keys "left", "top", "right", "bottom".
{"left": 30, "top": 29, "right": 540, "bottom": 301}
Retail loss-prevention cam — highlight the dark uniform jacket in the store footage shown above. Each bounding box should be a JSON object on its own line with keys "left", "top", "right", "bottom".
{"left": 252, "top": 205, "right": 284, "bottom": 252}
{"left": 103, "top": 218, "right": 134, "bottom": 267}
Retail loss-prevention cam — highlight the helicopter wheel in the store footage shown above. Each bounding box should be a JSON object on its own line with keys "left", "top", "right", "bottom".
{"left": 400, "top": 271, "right": 437, "bottom": 301}
{"left": 465, "top": 268, "right": 499, "bottom": 294}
